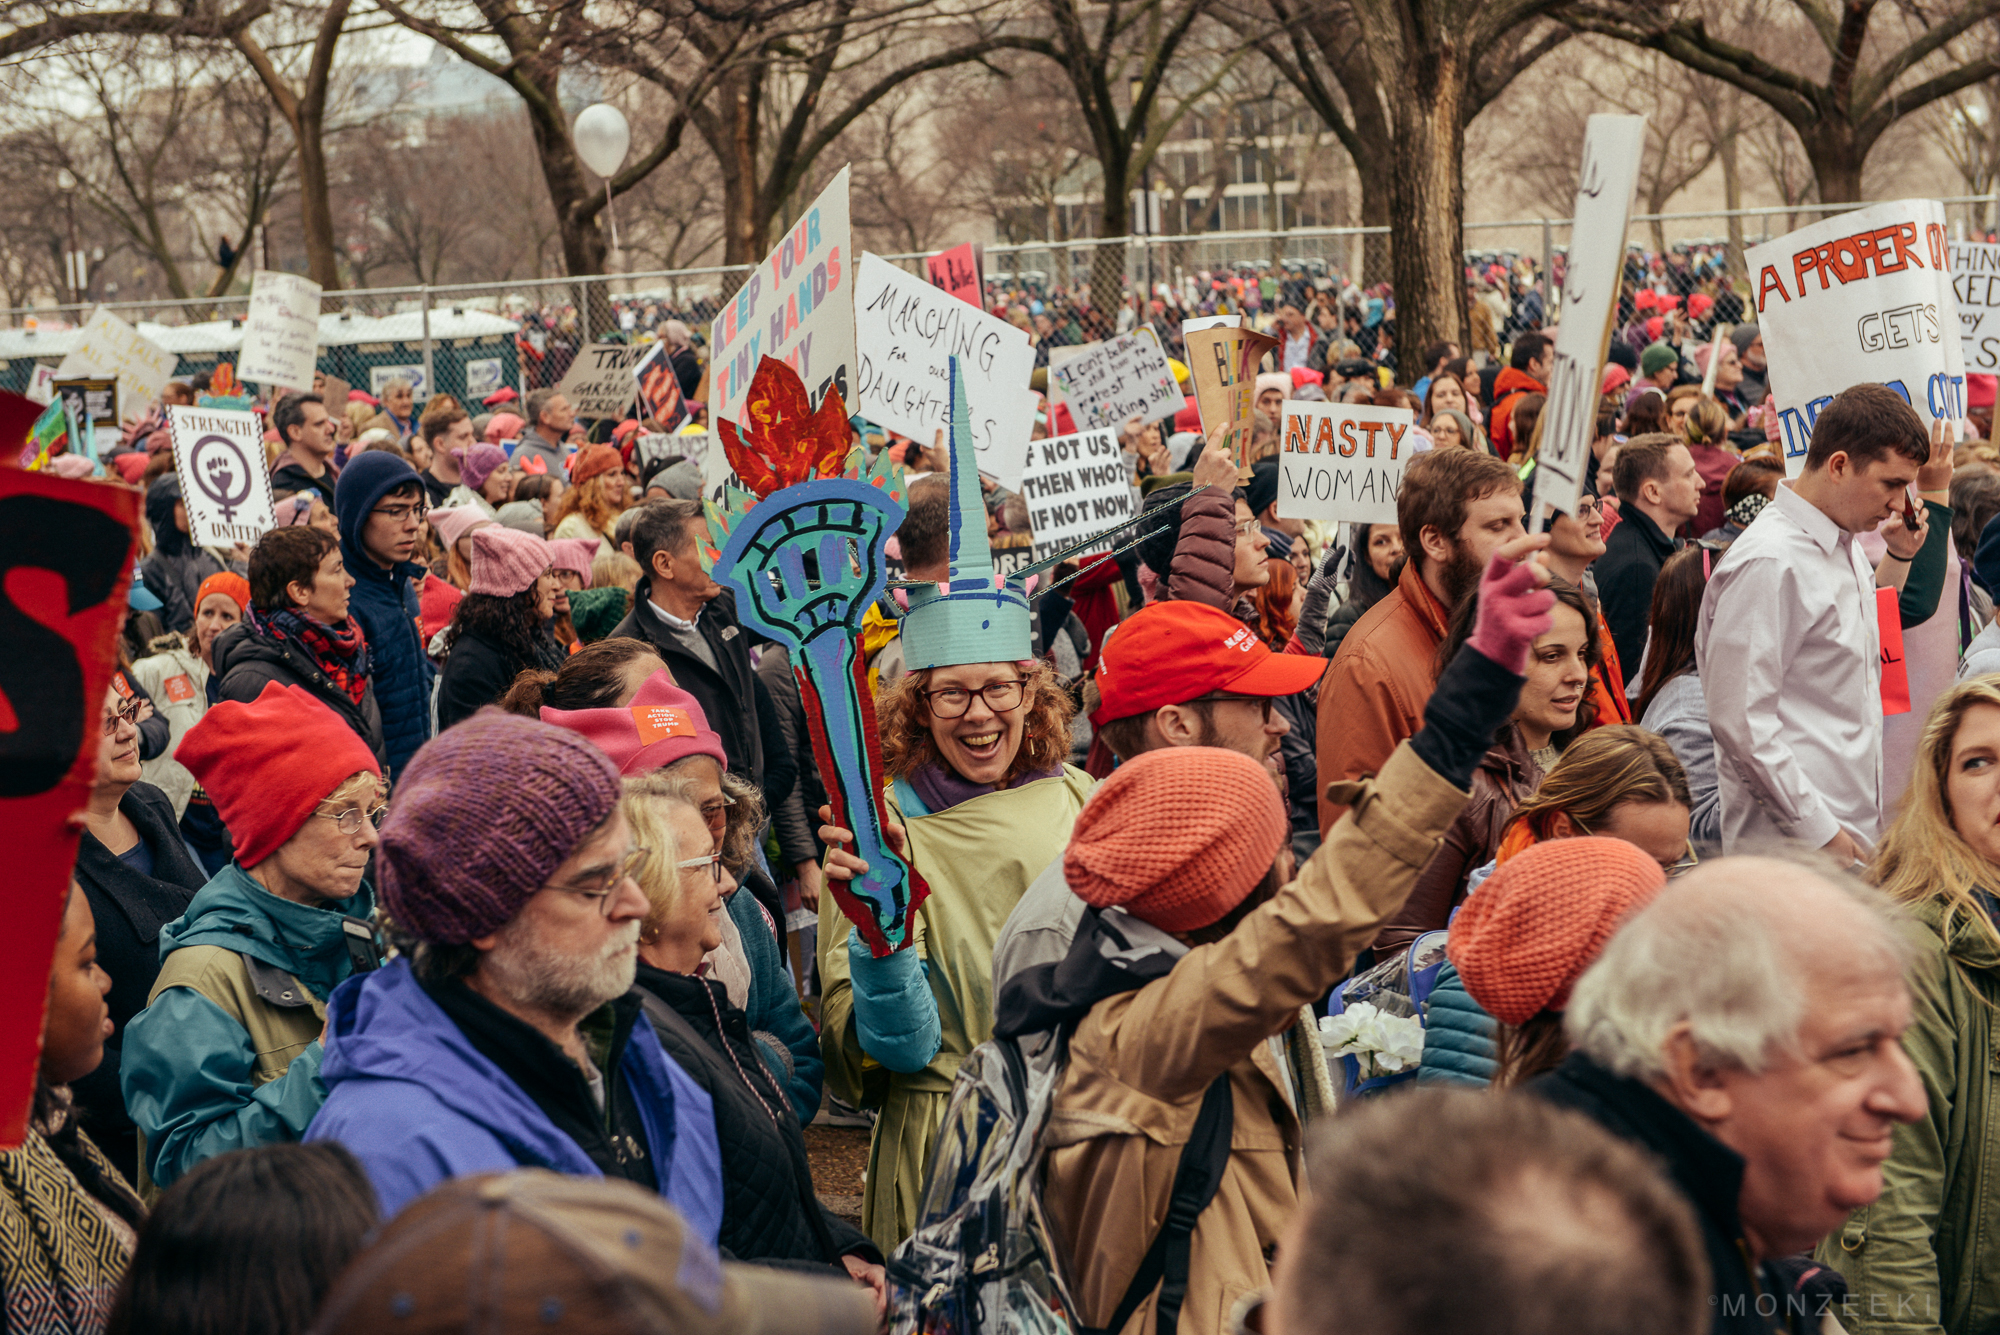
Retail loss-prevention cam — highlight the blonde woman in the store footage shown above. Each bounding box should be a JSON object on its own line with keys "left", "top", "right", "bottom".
{"left": 622, "top": 776, "right": 887, "bottom": 1307}
{"left": 1821, "top": 678, "right": 2000, "bottom": 1334}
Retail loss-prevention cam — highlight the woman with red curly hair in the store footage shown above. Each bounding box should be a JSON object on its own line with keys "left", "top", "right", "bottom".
{"left": 817, "top": 418, "right": 1093, "bottom": 1252}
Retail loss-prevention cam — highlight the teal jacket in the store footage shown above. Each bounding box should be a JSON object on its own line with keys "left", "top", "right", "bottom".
{"left": 121, "top": 864, "right": 373, "bottom": 1191}
{"left": 1416, "top": 961, "right": 1499, "bottom": 1087}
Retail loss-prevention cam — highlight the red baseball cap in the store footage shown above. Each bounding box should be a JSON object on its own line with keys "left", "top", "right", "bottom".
{"left": 1092, "top": 601, "right": 1325, "bottom": 725}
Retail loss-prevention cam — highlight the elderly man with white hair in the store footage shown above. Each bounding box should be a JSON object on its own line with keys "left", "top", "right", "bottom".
{"left": 1533, "top": 856, "right": 1926, "bottom": 1335}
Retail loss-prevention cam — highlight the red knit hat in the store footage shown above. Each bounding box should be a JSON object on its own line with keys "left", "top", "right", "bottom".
{"left": 1447, "top": 836, "right": 1666, "bottom": 1026}
{"left": 568, "top": 443, "right": 624, "bottom": 487}
{"left": 537, "top": 670, "right": 728, "bottom": 777}
{"left": 195, "top": 571, "right": 251, "bottom": 613}
{"left": 176, "top": 681, "right": 382, "bottom": 868}
{"left": 1065, "top": 746, "right": 1286, "bottom": 933}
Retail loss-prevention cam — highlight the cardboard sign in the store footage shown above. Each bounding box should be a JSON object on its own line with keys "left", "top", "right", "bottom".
{"left": 926, "top": 243, "right": 982, "bottom": 306}
{"left": 707, "top": 167, "right": 855, "bottom": 498}
{"left": 1048, "top": 330, "right": 1182, "bottom": 429}
{"left": 1276, "top": 401, "right": 1418, "bottom": 525}
{"left": 53, "top": 306, "right": 175, "bottom": 419}
{"left": 0, "top": 462, "right": 140, "bottom": 1147}
{"left": 554, "top": 343, "right": 645, "bottom": 420}
{"left": 1747, "top": 200, "right": 1966, "bottom": 475}
{"left": 166, "top": 406, "right": 278, "bottom": 545}
{"left": 238, "top": 269, "right": 322, "bottom": 391}
{"left": 1185, "top": 322, "right": 1279, "bottom": 451}
{"left": 853, "top": 251, "right": 1036, "bottom": 488}
{"left": 1879, "top": 586, "right": 1910, "bottom": 715}
{"left": 1533, "top": 114, "right": 1646, "bottom": 520}
{"left": 1949, "top": 239, "right": 2000, "bottom": 372}
{"left": 632, "top": 342, "right": 686, "bottom": 431}
{"left": 1018, "top": 429, "right": 1134, "bottom": 562}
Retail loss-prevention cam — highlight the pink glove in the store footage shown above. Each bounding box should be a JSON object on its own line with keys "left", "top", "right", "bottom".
{"left": 1464, "top": 550, "right": 1555, "bottom": 676}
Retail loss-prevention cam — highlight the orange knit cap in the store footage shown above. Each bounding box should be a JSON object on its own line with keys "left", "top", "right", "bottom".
{"left": 1065, "top": 746, "right": 1287, "bottom": 934}
{"left": 1447, "top": 837, "right": 1666, "bottom": 1026}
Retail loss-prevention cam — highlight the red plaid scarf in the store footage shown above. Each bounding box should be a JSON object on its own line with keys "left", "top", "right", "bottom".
{"left": 256, "top": 606, "right": 372, "bottom": 707}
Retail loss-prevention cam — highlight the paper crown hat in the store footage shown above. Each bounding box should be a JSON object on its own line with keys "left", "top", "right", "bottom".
{"left": 899, "top": 358, "right": 1032, "bottom": 669}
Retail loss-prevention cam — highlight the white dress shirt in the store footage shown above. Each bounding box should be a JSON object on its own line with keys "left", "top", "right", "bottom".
{"left": 1282, "top": 327, "right": 1314, "bottom": 370}
{"left": 1696, "top": 481, "right": 1882, "bottom": 852}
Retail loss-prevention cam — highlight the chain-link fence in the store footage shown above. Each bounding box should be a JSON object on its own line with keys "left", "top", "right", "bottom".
{"left": 4, "top": 195, "right": 1997, "bottom": 401}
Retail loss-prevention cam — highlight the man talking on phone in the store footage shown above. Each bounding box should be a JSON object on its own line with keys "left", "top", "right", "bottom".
{"left": 1696, "top": 384, "right": 1951, "bottom": 863}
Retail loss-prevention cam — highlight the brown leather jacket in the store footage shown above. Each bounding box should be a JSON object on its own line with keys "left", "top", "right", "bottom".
{"left": 1043, "top": 743, "right": 1468, "bottom": 1335}
{"left": 1370, "top": 723, "right": 1542, "bottom": 952}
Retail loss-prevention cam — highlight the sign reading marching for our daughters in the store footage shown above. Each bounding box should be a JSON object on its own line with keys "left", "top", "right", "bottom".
{"left": 1017, "top": 429, "right": 1134, "bottom": 563}
{"left": 166, "top": 406, "right": 277, "bottom": 546}
{"left": 1275, "top": 401, "right": 1417, "bottom": 526}
{"left": 1746, "top": 199, "right": 1965, "bottom": 474}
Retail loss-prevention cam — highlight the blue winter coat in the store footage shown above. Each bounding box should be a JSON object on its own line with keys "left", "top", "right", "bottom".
{"left": 335, "top": 452, "right": 436, "bottom": 778}
{"left": 729, "top": 888, "right": 824, "bottom": 1125}
{"left": 1416, "top": 961, "right": 1499, "bottom": 1087}
{"left": 306, "top": 959, "right": 723, "bottom": 1233}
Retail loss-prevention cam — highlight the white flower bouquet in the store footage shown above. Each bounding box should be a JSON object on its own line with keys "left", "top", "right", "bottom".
{"left": 1319, "top": 1002, "right": 1426, "bottom": 1081}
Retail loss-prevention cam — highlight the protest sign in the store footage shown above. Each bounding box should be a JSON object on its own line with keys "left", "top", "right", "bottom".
{"left": 1182, "top": 314, "right": 1243, "bottom": 334}
{"left": 1048, "top": 331, "right": 1182, "bottom": 429}
{"left": 1532, "top": 114, "right": 1646, "bottom": 521}
{"left": 853, "top": 251, "right": 1037, "bottom": 488}
{"left": 927, "top": 243, "right": 982, "bottom": 305}
{"left": 1044, "top": 342, "right": 1090, "bottom": 408}
{"left": 1747, "top": 199, "right": 1965, "bottom": 474}
{"left": 237, "top": 269, "right": 322, "bottom": 391}
{"left": 25, "top": 365, "right": 55, "bottom": 406}
{"left": 1878, "top": 587, "right": 1910, "bottom": 715}
{"left": 1276, "top": 400, "right": 1418, "bottom": 526}
{"left": 368, "top": 364, "right": 427, "bottom": 403}
{"left": 0, "top": 462, "right": 139, "bottom": 1147}
{"left": 167, "top": 406, "right": 278, "bottom": 546}
{"left": 554, "top": 343, "right": 645, "bottom": 419}
{"left": 19, "top": 399, "right": 65, "bottom": 469}
{"left": 1185, "top": 322, "right": 1279, "bottom": 453}
{"left": 1949, "top": 239, "right": 2000, "bottom": 372}
{"left": 1018, "top": 429, "right": 1134, "bottom": 563}
{"left": 54, "top": 306, "right": 175, "bottom": 419}
{"left": 54, "top": 378, "right": 116, "bottom": 427}
{"left": 707, "top": 167, "right": 855, "bottom": 497}
{"left": 632, "top": 341, "right": 687, "bottom": 431}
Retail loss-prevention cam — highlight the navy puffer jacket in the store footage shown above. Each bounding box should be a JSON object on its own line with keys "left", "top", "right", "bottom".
{"left": 335, "top": 452, "right": 435, "bottom": 779}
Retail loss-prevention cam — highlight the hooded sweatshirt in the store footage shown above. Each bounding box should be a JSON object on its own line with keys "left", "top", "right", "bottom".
{"left": 121, "top": 864, "right": 374, "bottom": 1191}
{"left": 335, "top": 451, "right": 437, "bottom": 777}
{"left": 140, "top": 474, "right": 234, "bottom": 635}
{"left": 307, "top": 958, "right": 723, "bottom": 1233}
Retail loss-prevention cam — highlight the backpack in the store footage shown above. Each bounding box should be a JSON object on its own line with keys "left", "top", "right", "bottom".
{"left": 1323, "top": 928, "right": 1451, "bottom": 1097}
{"left": 886, "top": 1029, "right": 1233, "bottom": 1335}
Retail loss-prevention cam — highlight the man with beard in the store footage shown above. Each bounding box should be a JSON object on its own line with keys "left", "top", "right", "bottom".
{"left": 1316, "top": 448, "right": 1524, "bottom": 834}
{"left": 305, "top": 710, "right": 723, "bottom": 1228}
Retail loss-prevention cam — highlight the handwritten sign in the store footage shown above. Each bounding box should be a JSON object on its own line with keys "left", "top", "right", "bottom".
{"left": 1048, "top": 331, "right": 1181, "bottom": 429}
{"left": 707, "top": 167, "right": 854, "bottom": 498}
{"left": 553, "top": 343, "right": 645, "bottom": 419}
{"left": 1018, "top": 429, "right": 1134, "bottom": 562}
{"left": 238, "top": 269, "right": 322, "bottom": 391}
{"left": 1747, "top": 199, "right": 1965, "bottom": 475}
{"left": 166, "top": 406, "right": 277, "bottom": 546}
{"left": 1879, "top": 586, "right": 1910, "bottom": 715}
{"left": 926, "top": 243, "right": 982, "bottom": 306}
{"left": 1950, "top": 239, "right": 2000, "bottom": 372}
{"left": 1185, "top": 322, "right": 1278, "bottom": 449}
{"left": 853, "top": 251, "right": 1036, "bottom": 488}
{"left": 1533, "top": 114, "right": 1645, "bottom": 520}
{"left": 1276, "top": 400, "right": 1417, "bottom": 526}
{"left": 53, "top": 306, "right": 175, "bottom": 419}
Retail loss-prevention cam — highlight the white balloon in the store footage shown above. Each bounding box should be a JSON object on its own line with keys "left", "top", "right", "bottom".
{"left": 573, "top": 104, "right": 631, "bottom": 179}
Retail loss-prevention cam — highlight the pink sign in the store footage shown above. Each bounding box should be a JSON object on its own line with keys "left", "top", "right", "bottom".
{"left": 926, "top": 243, "right": 981, "bottom": 306}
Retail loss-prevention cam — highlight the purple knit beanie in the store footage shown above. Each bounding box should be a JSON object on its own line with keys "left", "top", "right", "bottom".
{"left": 453, "top": 443, "right": 508, "bottom": 493}
{"left": 378, "top": 710, "right": 621, "bottom": 944}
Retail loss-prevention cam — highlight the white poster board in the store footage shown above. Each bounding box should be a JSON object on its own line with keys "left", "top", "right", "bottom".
{"left": 1276, "top": 400, "right": 1418, "bottom": 526}
{"left": 1532, "top": 114, "right": 1646, "bottom": 519}
{"left": 25, "top": 364, "right": 55, "bottom": 406}
{"left": 554, "top": 342, "right": 645, "bottom": 418}
{"left": 1018, "top": 429, "right": 1135, "bottom": 562}
{"left": 707, "top": 167, "right": 855, "bottom": 497}
{"left": 54, "top": 306, "right": 175, "bottom": 419}
{"left": 1949, "top": 239, "right": 2000, "bottom": 373}
{"left": 166, "top": 405, "right": 277, "bottom": 546}
{"left": 1747, "top": 199, "right": 1965, "bottom": 474}
{"left": 1048, "top": 330, "right": 1182, "bottom": 429}
{"left": 853, "top": 251, "right": 1037, "bottom": 489}
{"left": 237, "top": 270, "right": 322, "bottom": 391}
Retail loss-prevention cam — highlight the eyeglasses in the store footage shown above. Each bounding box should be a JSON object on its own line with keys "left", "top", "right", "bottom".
{"left": 371, "top": 500, "right": 428, "bottom": 524}
{"left": 1193, "top": 692, "right": 1275, "bottom": 723}
{"left": 1573, "top": 497, "right": 1602, "bottom": 520}
{"left": 1232, "top": 518, "right": 1263, "bottom": 539}
{"left": 699, "top": 795, "right": 736, "bottom": 828}
{"left": 314, "top": 801, "right": 390, "bottom": 836}
{"left": 1572, "top": 817, "right": 1699, "bottom": 878}
{"left": 676, "top": 852, "right": 723, "bottom": 884}
{"left": 542, "top": 846, "right": 651, "bottom": 914}
{"left": 102, "top": 696, "right": 143, "bottom": 735}
{"left": 922, "top": 678, "right": 1027, "bottom": 718}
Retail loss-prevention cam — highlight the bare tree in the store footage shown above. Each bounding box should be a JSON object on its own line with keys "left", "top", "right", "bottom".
{"left": 0, "top": 0, "right": 269, "bottom": 64}
{"left": 233, "top": 0, "right": 354, "bottom": 289}
{"left": 1925, "top": 79, "right": 2000, "bottom": 234}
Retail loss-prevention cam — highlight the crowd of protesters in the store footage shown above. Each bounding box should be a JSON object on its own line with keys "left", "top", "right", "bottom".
{"left": 12, "top": 232, "right": 2000, "bottom": 1335}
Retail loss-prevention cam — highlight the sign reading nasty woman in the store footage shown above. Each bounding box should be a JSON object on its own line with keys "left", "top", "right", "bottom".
{"left": 166, "top": 405, "right": 277, "bottom": 546}
{"left": 1275, "top": 401, "right": 1417, "bottom": 526}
